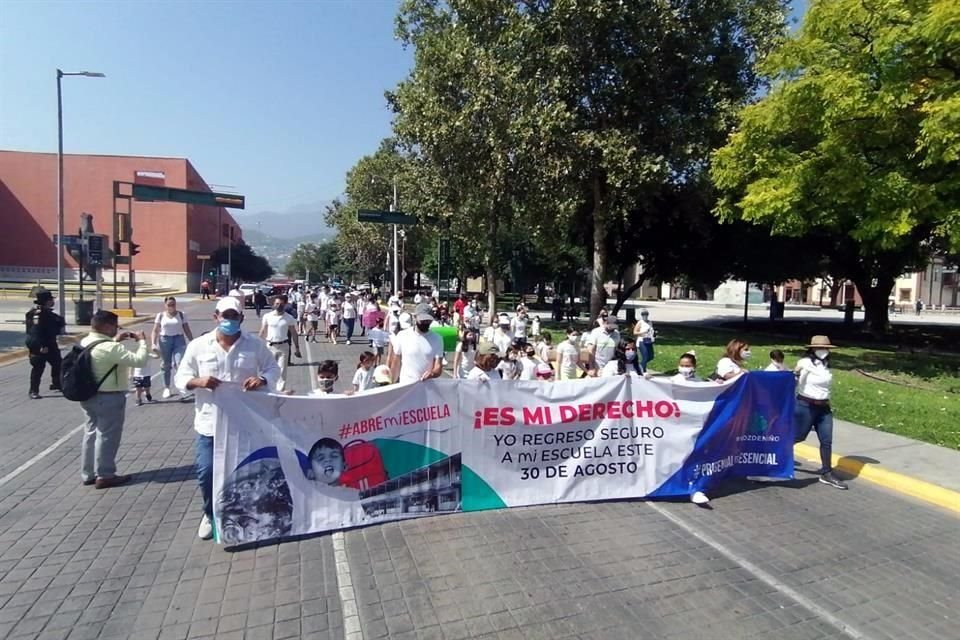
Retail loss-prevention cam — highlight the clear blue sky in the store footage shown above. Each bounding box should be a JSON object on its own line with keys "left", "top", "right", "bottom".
{"left": 1, "top": 1, "right": 807, "bottom": 216}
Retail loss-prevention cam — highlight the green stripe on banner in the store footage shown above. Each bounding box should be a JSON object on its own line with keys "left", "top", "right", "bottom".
{"left": 373, "top": 439, "right": 506, "bottom": 511}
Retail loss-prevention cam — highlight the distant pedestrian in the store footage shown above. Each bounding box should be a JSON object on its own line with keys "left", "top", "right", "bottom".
{"left": 342, "top": 295, "right": 358, "bottom": 345}
{"left": 794, "top": 335, "right": 847, "bottom": 490}
{"left": 632, "top": 309, "right": 655, "bottom": 371}
{"left": 25, "top": 288, "right": 65, "bottom": 399}
{"left": 452, "top": 329, "right": 478, "bottom": 379}
{"left": 367, "top": 317, "right": 390, "bottom": 365}
{"left": 254, "top": 290, "right": 268, "bottom": 317}
{"left": 176, "top": 296, "right": 280, "bottom": 540}
{"left": 259, "top": 295, "right": 301, "bottom": 392}
{"left": 915, "top": 299, "right": 923, "bottom": 316}
{"left": 200, "top": 279, "right": 211, "bottom": 300}
{"left": 151, "top": 297, "right": 193, "bottom": 399}
{"left": 78, "top": 311, "right": 149, "bottom": 489}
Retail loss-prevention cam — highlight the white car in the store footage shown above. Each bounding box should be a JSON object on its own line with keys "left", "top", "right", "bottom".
{"left": 238, "top": 284, "right": 258, "bottom": 307}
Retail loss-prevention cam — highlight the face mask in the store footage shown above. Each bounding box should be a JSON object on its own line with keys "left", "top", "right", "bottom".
{"left": 569, "top": 335, "right": 578, "bottom": 343}
{"left": 625, "top": 350, "right": 636, "bottom": 361}
{"left": 814, "top": 349, "right": 830, "bottom": 360}
{"left": 219, "top": 319, "right": 241, "bottom": 336}
{"left": 740, "top": 349, "right": 752, "bottom": 360}
{"left": 417, "top": 322, "right": 432, "bottom": 333}
{"left": 318, "top": 378, "right": 335, "bottom": 392}
{"left": 678, "top": 366, "right": 694, "bottom": 377}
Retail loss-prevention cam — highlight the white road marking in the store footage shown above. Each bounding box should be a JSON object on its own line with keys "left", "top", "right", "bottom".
{"left": 646, "top": 502, "right": 873, "bottom": 640}
{"left": 0, "top": 369, "right": 164, "bottom": 489}
{"left": 304, "top": 338, "right": 363, "bottom": 639}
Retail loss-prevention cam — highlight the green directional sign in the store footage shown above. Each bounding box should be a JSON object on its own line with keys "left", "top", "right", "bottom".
{"left": 357, "top": 209, "right": 417, "bottom": 225}
{"left": 132, "top": 184, "right": 246, "bottom": 209}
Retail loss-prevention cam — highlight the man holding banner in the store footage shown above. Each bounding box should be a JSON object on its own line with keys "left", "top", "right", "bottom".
{"left": 175, "top": 296, "right": 280, "bottom": 540}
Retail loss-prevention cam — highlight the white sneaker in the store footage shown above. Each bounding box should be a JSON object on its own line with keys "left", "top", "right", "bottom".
{"left": 162, "top": 388, "right": 172, "bottom": 399}
{"left": 690, "top": 491, "right": 710, "bottom": 505}
{"left": 346, "top": 340, "right": 352, "bottom": 345}
{"left": 198, "top": 515, "right": 213, "bottom": 540}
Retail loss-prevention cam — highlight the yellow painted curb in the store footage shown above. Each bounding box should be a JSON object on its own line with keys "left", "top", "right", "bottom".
{"left": 795, "top": 443, "right": 960, "bottom": 515}
{"left": 0, "top": 315, "right": 149, "bottom": 367}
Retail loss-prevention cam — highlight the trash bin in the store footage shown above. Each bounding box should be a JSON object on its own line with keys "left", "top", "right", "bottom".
{"left": 843, "top": 301, "right": 856, "bottom": 325}
{"left": 625, "top": 307, "right": 636, "bottom": 325}
{"left": 431, "top": 325, "right": 460, "bottom": 353}
{"left": 74, "top": 299, "right": 94, "bottom": 326}
{"left": 770, "top": 301, "right": 785, "bottom": 320}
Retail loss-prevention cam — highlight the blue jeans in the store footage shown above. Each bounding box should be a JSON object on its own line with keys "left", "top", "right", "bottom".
{"left": 196, "top": 434, "right": 214, "bottom": 519}
{"left": 640, "top": 339, "right": 654, "bottom": 371}
{"left": 159, "top": 334, "right": 186, "bottom": 388}
{"left": 794, "top": 398, "right": 834, "bottom": 472}
{"left": 344, "top": 318, "right": 356, "bottom": 340}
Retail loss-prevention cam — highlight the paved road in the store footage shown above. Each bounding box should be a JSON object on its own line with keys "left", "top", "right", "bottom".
{"left": 0, "top": 300, "right": 957, "bottom": 640}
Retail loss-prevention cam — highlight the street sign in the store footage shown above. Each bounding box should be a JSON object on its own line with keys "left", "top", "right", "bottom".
{"left": 196, "top": 254, "right": 212, "bottom": 260}
{"left": 115, "top": 256, "right": 131, "bottom": 265}
{"left": 357, "top": 209, "right": 418, "bottom": 225}
{"left": 53, "top": 234, "right": 83, "bottom": 248}
{"left": 131, "top": 184, "right": 246, "bottom": 209}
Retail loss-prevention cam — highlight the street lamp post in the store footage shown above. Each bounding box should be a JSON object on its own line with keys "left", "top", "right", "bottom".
{"left": 56, "top": 69, "right": 105, "bottom": 320}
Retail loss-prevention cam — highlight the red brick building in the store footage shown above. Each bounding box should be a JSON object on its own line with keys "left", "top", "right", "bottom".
{"left": 0, "top": 150, "right": 242, "bottom": 291}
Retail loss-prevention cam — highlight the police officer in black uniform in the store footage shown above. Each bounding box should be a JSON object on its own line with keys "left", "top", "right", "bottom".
{"left": 25, "top": 288, "right": 65, "bottom": 399}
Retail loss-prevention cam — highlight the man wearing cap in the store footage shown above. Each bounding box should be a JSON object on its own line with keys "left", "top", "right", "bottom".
{"left": 390, "top": 308, "right": 444, "bottom": 384}
{"left": 466, "top": 342, "right": 502, "bottom": 381}
{"left": 176, "top": 296, "right": 281, "bottom": 539}
{"left": 25, "top": 288, "right": 65, "bottom": 399}
{"left": 78, "top": 311, "right": 149, "bottom": 488}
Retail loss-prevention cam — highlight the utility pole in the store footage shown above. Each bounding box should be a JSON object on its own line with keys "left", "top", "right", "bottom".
{"left": 392, "top": 179, "right": 399, "bottom": 296}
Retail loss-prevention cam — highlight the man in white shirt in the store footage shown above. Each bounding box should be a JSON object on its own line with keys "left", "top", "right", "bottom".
{"left": 175, "top": 296, "right": 281, "bottom": 540}
{"left": 587, "top": 317, "right": 620, "bottom": 374}
{"left": 391, "top": 310, "right": 444, "bottom": 384}
{"left": 259, "top": 294, "right": 302, "bottom": 392}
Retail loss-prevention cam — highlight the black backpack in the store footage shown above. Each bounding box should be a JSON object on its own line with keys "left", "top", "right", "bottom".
{"left": 60, "top": 340, "right": 118, "bottom": 402}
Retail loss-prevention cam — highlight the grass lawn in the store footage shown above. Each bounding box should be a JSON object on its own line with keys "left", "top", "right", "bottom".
{"left": 541, "top": 322, "right": 960, "bottom": 451}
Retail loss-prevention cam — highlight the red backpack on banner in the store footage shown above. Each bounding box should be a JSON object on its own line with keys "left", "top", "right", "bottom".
{"left": 340, "top": 440, "right": 388, "bottom": 491}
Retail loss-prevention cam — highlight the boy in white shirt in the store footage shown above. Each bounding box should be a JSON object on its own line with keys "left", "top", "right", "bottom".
{"left": 131, "top": 350, "right": 159, "bottom": 405}
{"left": 367, "top": 318, "right": 390, "bottom": 365}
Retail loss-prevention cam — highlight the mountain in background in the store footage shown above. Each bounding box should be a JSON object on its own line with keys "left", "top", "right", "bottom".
{"left": 238, "top": 201, "right": 334, "bottom": 239}
{"left": 238, "top": 201, "right": 336, "bottom": 272}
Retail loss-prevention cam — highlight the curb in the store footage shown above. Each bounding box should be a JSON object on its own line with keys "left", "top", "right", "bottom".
{"left": 794, "top": 443, "right": 960, "bottom": 515}
{"left": 0, "top": 314, "right": 152, "bottom": 367}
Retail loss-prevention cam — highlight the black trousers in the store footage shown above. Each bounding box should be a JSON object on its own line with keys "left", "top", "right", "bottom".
{"left": 29, "top": 347, "right": 62, "bottom": 394}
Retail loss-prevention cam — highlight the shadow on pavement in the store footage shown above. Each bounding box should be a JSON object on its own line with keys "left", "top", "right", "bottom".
{"left": 129, "top": 464, "right": 196, "bottom": 485}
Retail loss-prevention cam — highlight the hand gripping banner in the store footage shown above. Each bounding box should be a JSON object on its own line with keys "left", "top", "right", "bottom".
{"left": 212, "top": 373, "right": 795, "bottom": 545}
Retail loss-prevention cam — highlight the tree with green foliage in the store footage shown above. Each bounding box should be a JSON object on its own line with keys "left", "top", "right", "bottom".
{"left": 712, "top": 0, "right": 960, "bottom": 332}
{"left": 285, "top": 241, "right": 341, "bottom": 281}
{"left": 211, "top": 241, "right": 274, "bottom": 283}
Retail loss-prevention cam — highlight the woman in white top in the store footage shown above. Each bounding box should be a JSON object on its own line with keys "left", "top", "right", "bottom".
{"left": 794, "top": 335, "right": 846, "bottom": 490}
{"left": 341, "top": 297, "right": 358, "bottom": 345}
{"left": 600, "top": 339, "right": 643, "bottom": 377}
{"left": 716, "top": 338, "right": 751, "bottom": 380}
{"left": 632, "top": 309, "right": 656, "bottom": 371}
{"left": 452, "top": 330, "right": 478, "bottom": 379}
{"left": 152, "top": 296, "right": 193, "bottom": 398}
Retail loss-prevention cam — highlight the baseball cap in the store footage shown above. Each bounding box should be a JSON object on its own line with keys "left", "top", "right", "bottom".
{"left": 415, "top": 311, "right": 434, "bottom": 323}
{"left": 373, "top": 365, "right": 392, "bottom": 384}
{"left": 477, "top": 342, "right": 500, "bottom": 356}
{"left": 215, "top": 297, "right": 243, "bottom": 315}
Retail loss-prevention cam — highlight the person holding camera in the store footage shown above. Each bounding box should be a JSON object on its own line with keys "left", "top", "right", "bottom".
{"left": 25, "top": 288, "right": 65, "bottom": 399}
{"left": 78, "top": 311, "right": 149, "bottom": 489}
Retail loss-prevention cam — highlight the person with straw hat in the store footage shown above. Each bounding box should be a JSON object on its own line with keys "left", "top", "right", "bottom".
{"left": 794, "top": 335, "right": 847, "bottom": 490}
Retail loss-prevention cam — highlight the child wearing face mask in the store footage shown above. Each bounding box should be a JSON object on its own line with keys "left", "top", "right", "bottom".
{"left": 352, "top": 352, "right": 376, "bottom": 393}
{"left": 555, "top": 327, "right": 585, "bottom": 380}
{"left": 671, "top": 352, "right": 703, "bottom": 383}
{"left": 452, "top": 330, "right": 478, "bottom": 379}
{"left": 311, "top": 360, "right": 344, "bottom": 396}
{"left": 497, "top": 346, "right": 522, "bottom": 380}
{"left": 519, "top": 345, "right": 540, "bottom": 380}
{"left": 716, "top": 338, "right": 752, "bottom": 380}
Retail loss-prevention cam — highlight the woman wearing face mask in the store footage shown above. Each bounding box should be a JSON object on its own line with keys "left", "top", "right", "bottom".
{"left": 600, "top": 339, "right": 642, "bottom": 377}
{"left": 555, "top": 327, "right": 585, "bottom": 381}
{"left": 716, "top": 339, "right": 752, "bottom": 381}
{"left": 518, "top": 345, "right": 541, "bottom": 380}
{"left": 794, "top": 335, "right": 846, "bottom": 490}
{"left": 671, "top": 352, "right": 704, "bottom": 383}
{"left": 452, "top": 330, "right": 478, "bottom": 379}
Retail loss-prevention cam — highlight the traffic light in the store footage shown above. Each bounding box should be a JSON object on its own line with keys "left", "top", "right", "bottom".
{"left": 208, "top": 269, "right": 217, "bottom": 278}
{"left": 130, "top": 242, "right": 141, "bottom": 257}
